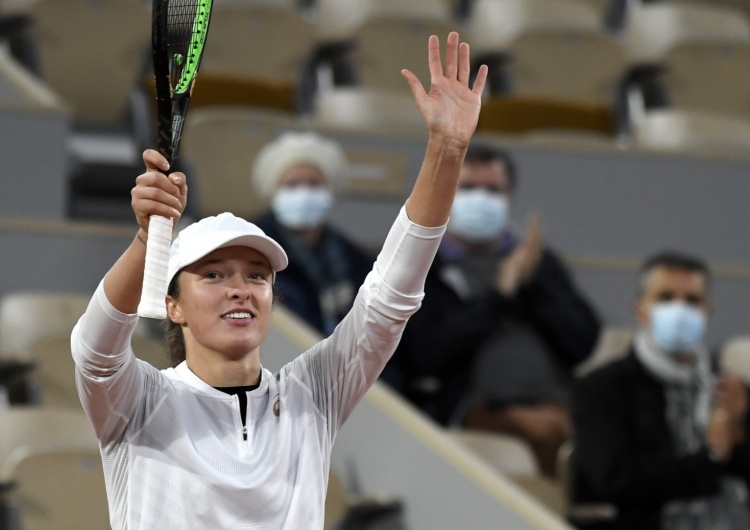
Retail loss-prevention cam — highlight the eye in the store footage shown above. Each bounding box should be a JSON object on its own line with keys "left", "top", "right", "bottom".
{"left": 248, "top": 272, "right": 268, "bottom": 282}
{"left": 204, "top": 271, "right": 221, "bottom": 280}
{"left": 685, "top": 294, "right": 703, "bottom": 306}
{"left": 656, "top": 292, "right": 675, "bottom": 302}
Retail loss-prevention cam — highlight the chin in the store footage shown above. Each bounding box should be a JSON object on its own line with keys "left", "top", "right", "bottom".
{"left": 224, "top": 340, "right": 261, "bottom": 359}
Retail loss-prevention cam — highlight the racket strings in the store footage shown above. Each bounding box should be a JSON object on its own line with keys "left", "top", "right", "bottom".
{"left": 166, "top": 0, "right": 210, "bottom": 93}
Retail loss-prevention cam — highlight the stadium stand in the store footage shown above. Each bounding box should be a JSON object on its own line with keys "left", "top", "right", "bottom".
{"left": 24, "top": 0, "right": 153, "bottom": 221}
{"left": 26, "top": 334, "right": 169, "bottom": 410}
{"left": 0, "top": 290, "right": 155, "bottom": 405}
{"left": 0, "top": 407, "right": 108, "bottom": 530}
{"left": 346, "top": 14, "right": 458, "bottom": 93}
{"left": 555, "top": 442, "right": 617, "bottom": 527}
{"left": 463, "top": 0, "right": 629, "bottom": 136}
{"left": 466, "top": 0, "right": 601, "bottom": 56}
{"left": 574, "top": 326, "right": 634, "bottom": 377}
{"left": 199, "top": 3, "right": 316, "bottom": 112}
{"left": 620, "top": 1, "right": 750, "bottom": 138}
{"left": 632, "top": 108, "right": 750, "bottom": 155}
{"left": 313, "top": 87, "right": 425, "bottom": 133}
{"left": 180, "top": 107, "right": 302, "bottom": 220}
{"left": 26, "top": 0, "right": 150, "bottom": 129}
{"left": 180, "top": 106, "right": 420, "bottom": 224}
{"left": 0, "top": 291, "right": 152, "bottom": 362}
{"left": 622, "top": 1, "right": 750, "bottom": 65}
{"left": 660, "top": 41, "right": 750, "bottom": 117}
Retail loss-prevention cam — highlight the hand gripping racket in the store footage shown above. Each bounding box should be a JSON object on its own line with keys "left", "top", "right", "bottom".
{"left": 138, "top": 0, "right": 213, "bottom": 319}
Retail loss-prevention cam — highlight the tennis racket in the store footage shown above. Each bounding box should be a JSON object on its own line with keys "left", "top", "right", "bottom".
{"left": 138, "top": 0, "right": 213, "bottom": 319}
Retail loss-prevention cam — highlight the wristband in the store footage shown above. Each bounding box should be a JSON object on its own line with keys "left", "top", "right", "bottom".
{"left": 136, "top": 232, "right": 147, "bottom": 248}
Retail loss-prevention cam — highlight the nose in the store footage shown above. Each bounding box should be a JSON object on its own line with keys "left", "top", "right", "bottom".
{"left": 227, "top": 275, "right": 250, "bottom": 301}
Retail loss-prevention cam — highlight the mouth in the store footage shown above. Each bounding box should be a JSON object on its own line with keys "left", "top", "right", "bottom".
{"left": 221, "top": 310, "right": 255, "bottom": 320}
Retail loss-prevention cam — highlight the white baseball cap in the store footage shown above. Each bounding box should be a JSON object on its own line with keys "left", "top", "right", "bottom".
{"left": 167, "top": 212, "right": 288, "bottom": 288}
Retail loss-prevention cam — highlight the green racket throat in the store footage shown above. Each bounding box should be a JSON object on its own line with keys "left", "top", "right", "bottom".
{"left": 174, "top": 0, "right": 212, "bottom": 95}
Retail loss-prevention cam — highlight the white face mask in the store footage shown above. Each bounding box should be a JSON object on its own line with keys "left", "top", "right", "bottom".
{"left": 649, "top": 301, "right": 707, "bottom": 354}
{"left": 448, "top": 188, "right": 509, "bottom": 243}
{"left": 272, "top": 186, "right": 333, "bottom": 230}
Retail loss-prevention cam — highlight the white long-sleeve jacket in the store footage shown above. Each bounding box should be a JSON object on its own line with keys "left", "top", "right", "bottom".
{"left": 71, "top": 206, "right": 444, "bottom": 530}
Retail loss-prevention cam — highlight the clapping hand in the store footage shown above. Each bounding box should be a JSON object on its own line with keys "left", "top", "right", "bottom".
{"left": 497, "top": 215, "right": 543, "bottom": 297}
{"left": 708, "top": 374, "right": 749, "bottom": 462}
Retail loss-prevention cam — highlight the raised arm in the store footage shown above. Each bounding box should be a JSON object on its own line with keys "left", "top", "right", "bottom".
{"left": 103, "top": 150, "right": 187, "bottom": 314}
{"left": 402, "top": 32, "right": 487, "bottom": 228}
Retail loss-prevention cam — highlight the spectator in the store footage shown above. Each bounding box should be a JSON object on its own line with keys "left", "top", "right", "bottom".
{"left": 382, "top": 143, "right": 601, "bottom": 476}
{"left": 250, "top": 132, "right": 374, "bottom": 335}
{"left": 573, "top": 251, "right": 750, "bottom": 530}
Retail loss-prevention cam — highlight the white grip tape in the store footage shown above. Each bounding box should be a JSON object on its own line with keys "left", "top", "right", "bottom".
{"left": 137, "top": 214, "right": 173, "bottom": 319}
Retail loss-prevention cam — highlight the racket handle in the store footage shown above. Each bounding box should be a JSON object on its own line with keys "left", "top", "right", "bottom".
{"left": 137, "top": 214, "right": 173, "bottom": 319}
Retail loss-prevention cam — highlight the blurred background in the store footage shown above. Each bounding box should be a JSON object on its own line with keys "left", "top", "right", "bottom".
{"left": 2, "top": 0, "right": 750, "bottom": 528}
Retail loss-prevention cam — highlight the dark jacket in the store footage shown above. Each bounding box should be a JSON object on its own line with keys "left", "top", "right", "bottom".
{"left": 254, "top": 212, "right": 374, "bottom": 336}
{"left": 382, "top": 244, "right": 601, "bottom": 424}
{"left": 573, "top": 351, "right": 750, "bottom": 530}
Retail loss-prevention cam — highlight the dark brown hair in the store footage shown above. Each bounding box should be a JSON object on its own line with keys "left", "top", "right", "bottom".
{"left": 164, "top": 274, "right": 186, "bottom": 367}
{"left": 464, "top": 142, "right": 518, "bottom": 192}
{"left": 637, "top": 250, "right": 711, "bottom": 298}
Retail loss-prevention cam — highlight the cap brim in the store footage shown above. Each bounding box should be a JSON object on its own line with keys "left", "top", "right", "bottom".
{"left": 178, "top": 231, "right": 288, "bottom": 277}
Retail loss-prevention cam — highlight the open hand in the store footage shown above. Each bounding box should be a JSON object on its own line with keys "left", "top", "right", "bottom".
{"left": 401, "top": 32, "right": 488, "bottom": 149}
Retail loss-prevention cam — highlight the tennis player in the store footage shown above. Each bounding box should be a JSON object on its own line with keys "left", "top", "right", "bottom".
{"left": 72, "top": 32, "right": 487, "bottom": 529}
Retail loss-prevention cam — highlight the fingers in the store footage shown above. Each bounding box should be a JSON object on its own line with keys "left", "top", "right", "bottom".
{"left": 720, "top": 373, "right": 743, "bottom": 387}
{"left": 435, "top": 32, "right": 480, "bottom": 87}
{"left": 458, "top": 42, "right": 471, "bottom": 84}
{"left": 402, "top": 68, "right": 427, "bottom": 103}
{"left": 473, "top": 64, "right": 489, "bottom": 96}
{"left": 132, "top": 195, "right": 183, "bottom": 223}
{"left": 444, "top": 31, "right": 459, "bottom": 80}
{"left": 527, "top": 215, "right": 543, "bottom": 247}
{"left": 716, "top": 375, "right": 742, "bottom": 398}
{"left": 715, "top": 377, "right": 748, "bottom": 410}
{"left": 427, "top": 34, "right": 443, "bottom": 79}
{"left": 422, "top": 31, "right": 487, "bottom": 92}
{"left": 142, "top": 149, "right": 170, "bottom": 173}
{"left": 170, "top": 171, "right": 188, "bottom": 204}
{"left": 133, "top": 170, "right": 185, "bottom": 219}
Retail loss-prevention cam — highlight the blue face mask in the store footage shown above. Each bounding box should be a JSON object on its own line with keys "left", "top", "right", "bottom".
{"left": 649, "top": 301, "right": 707, "bottom": 354}
{"left": 272, "top": 186, "right": 333, "bottom": 230}
{"left": 448, "top": 189, "right": 509, "bottom": 243}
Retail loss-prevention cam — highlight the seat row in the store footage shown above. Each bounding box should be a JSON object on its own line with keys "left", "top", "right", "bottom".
{"left": 6, "top": 0, "right": 750, "bottom": 224}
{"left": 10, "top": 0, "right": 750, "bottom": 124}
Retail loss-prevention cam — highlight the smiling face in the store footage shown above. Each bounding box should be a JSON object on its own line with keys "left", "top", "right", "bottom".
{"left": 166, "top": 245, "right": 274, "bottom": 376}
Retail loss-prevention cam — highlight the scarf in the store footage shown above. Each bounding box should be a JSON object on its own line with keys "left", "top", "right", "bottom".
{"left": 634, "top": 331, "right": 750, "bottom": 530}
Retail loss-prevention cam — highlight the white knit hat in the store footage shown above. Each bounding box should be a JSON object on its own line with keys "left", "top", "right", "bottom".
{"left": 167, "top": 212, "right": 288, "bottom": 288}
{"left": 250, "top": 131, "right": 348, "bottom": 200}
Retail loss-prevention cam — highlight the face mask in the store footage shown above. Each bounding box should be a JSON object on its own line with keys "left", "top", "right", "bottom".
{"left": 649, "top": 301, "right": 707, "bottom": 354}
{"left": 272, "top": 186, "right": 333, "bottom": 230}
{"left": 448, "top": 189, "right": 509, "bottom": 243}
